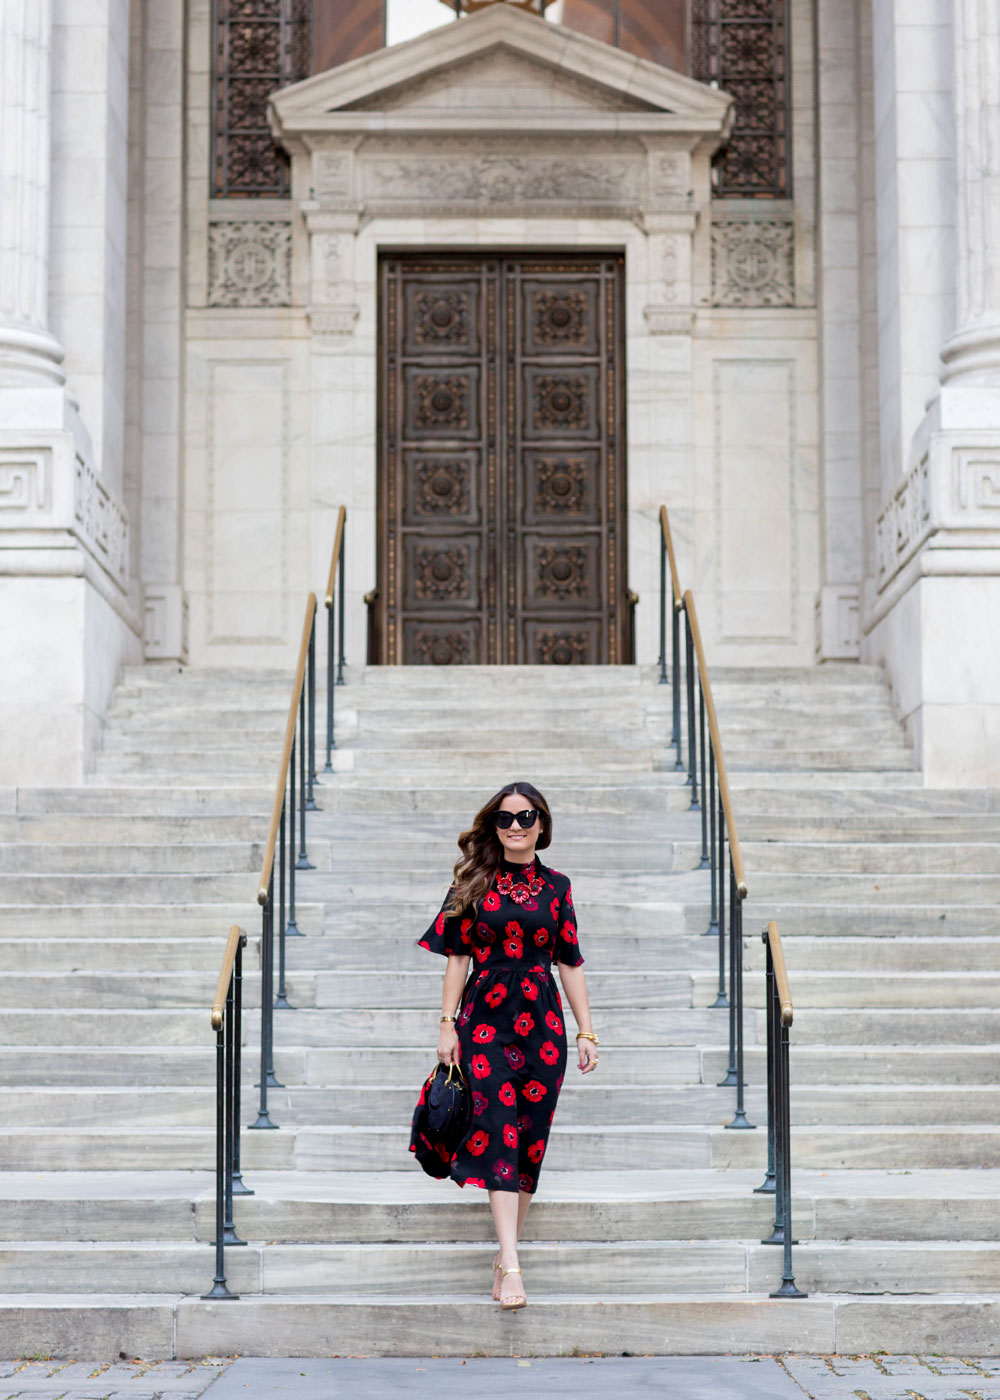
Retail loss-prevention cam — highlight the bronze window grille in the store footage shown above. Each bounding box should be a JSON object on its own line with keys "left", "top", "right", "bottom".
{"left": 212, "top": 0, "right": 311, "bottom": 198}
{"left": 691, "top": 0, "right": 791, "bottom": 198}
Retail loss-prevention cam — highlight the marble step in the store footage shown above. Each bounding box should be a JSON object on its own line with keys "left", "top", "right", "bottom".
{"left": 0, "top": 969, "right": 697, "bottom": 1012}
{"left": 4, "top": 1237, "right": 998, "bottom": 1298}
{"left": 11, "top": 786, "right": 274, "bottom": 816}
{"left": 13, "top": 1290, "right": 1000, "bottom": 1362}
{"left": 739, "top": 840, "right": 1000, "bottom": 875}
{"left": 0, "top": 814, "right": 270, "bottom": 844}
{"left": 753, "top": 1007, "right": 1000, "bottom": 1044}
{"left": 738, "top": 814, "right": 1000, "bottom": 841}
{"left": 694, "top": 971, "right": 1000, "bottom": 1009}
{"left": 0, "top": 872, "right": 257, "bottom": 904}
{"left": 0, "top": 842, "right": 266, "bottom": 875}
{"left": 740, "top": 936, "right": 1000, "bottom": 975}
{"left": 0, "top": 903, "right": 323, "bottom": 939}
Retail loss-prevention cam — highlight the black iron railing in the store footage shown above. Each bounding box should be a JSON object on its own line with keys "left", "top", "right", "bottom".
{"left": 205, "top": 512, "right": 348, "bottom": 1295}
{"left": 202, "top": 924, "right": 249, "bottom": 1301}
{"left": 324, "top": 506, "right": 347, "bottom": 772}
{"left": 756, "top": 920, "right": 806, "bottom": 1297}
{"left": 657, "top": 503, "right": 803, "bottom": 1297}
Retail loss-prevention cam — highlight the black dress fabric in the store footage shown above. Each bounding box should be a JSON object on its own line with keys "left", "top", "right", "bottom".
{"left": 413, "top": 855, "right": 584, "bottom": 1195}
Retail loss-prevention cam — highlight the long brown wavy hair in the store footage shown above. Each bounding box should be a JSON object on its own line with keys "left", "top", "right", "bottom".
{"left": 447, "top": 781, "right": 552, "bottom": 918}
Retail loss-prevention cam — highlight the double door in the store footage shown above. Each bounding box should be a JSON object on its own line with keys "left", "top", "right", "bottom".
{"left": 376, "top": 252, "right": 627, "bottom": 664}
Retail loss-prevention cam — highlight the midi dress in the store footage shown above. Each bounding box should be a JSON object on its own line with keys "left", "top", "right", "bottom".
{"left": 412, "top": 854, "right": 584, "bottom": 1195}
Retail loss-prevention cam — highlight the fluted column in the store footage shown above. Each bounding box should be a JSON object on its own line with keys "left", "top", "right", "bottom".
{"left": 0, "top": 0, "right": 64, "bottom": 385}
{"left": 940, "top": 0, "right": 1000, "bottom": 385}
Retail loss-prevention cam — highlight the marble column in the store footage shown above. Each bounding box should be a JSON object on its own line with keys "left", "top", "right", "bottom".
{"left": 939, "top": 0, "right": 1000, "bottom": 390}
{"left": 0, "top": 0, "right": 64, "bottom": 387}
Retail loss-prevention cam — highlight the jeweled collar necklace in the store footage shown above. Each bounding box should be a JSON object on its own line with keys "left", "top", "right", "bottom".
{"left": 496, "top": 857, "right": 545, "bottom": 907}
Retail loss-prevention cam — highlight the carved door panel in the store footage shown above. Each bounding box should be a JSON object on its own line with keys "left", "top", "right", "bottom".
{"left": 377, "top": 254, "right": 625, "bottom": 664}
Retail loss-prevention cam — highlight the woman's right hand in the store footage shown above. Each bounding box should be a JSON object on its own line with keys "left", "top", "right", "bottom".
{"left": 437, "top": 1023, "right": 460, "bottom": 1066}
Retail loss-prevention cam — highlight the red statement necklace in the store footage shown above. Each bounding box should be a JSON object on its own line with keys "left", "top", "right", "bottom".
{"left": 496, "top": 862, "right": 545, "bottom": 906}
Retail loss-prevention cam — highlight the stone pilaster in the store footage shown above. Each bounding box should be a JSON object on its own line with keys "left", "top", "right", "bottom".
{"left": 0, "top": 0, "right": 64, "bottom": 387}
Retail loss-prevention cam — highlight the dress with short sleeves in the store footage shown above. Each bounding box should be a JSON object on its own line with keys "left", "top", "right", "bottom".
{"left": 409, "top": 854, "right": 584, "bottom": 1194}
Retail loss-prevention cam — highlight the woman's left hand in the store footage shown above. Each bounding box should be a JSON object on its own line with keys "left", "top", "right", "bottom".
{"left": 577, "top": 1037, "right": 599, "bottom": 1074}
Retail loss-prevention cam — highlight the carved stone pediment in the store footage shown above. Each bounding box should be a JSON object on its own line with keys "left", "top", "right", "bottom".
{"left": 269, "top": 5, "right": 732, "bottom": 145}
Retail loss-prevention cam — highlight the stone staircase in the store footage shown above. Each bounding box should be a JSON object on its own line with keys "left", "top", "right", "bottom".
{"left": 0, "top": 661, "right": 998, "bottom": 1357}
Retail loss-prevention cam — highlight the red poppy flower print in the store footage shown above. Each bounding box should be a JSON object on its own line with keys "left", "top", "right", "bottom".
{"left": 503, "top": 1122, "right": 518, "bottom": 1149}
{"left": 435, "top": 1142, "right": 452, "bottom": 1162}
{"left": 494, "top": 1158, "right": 515, "bottom": 1183}
{"left": 466, "top": 1177, "right": 486, "bottom": 1188}
{"left": 524, "top": 1080, "right": 547, "bottom": 1102}
{"left": 514, "top": 1012, "right": 535, "bottom": 1036}
{"left": 527, "top": 1139, "right": 545, "bottom": 1163}
{"left": 556, "top": 1073, "right": 564, "bottom": 1093}
{"left": 418, "top": 938, "right": 431, "bottom": 951}
{"left": 436, "top": 911, "right": 448, "bottom": 936}
{"left": 473, "top": 945, "right": 489, "bottom": 964}
{"left": 517, "top": 1114, "right": 533, "bottom": 1132}
{"left": 484, "top": 983, "right": 507, "bottom": 1009}
{"left": 472, "top": 1023, "right": 495, "bottom": 1044}
{"left": 460, "top": 917, "right": 473, "bottom": 934}
{"left": 503, "top": 933, "right": 523, "bottom": 959}
{"left": 533, "top": 929, "right": 548, "bottom": 946}
{"left": 498, "top": 1080, "right": 516, "bottom": 1107}
{"left": 483, "top": 891, "right": 501, "bottom": 912}
{"left": 472, "top": 1090, "right": 488, "bottom": 1116}
{"left": 539, "top": 1040, "right": 559, "bottom": 1065}
{"left": 472, "top": 1054, "right": 491, "bottom": 1079}
{"left": 532, "top": 963, "right": 548, "bottom": 982}
{"left": 467, "top": 1130, "right": 489, "bottom": 1156}
{"left": 504, "top": 1045, "right": 525, "bottom": 1071}
{"left": 460, "top": 929, "right": 471, "bottom": 945}
{"left": 545, "top": 1010, "right": 563, "bottom": 1034}
{"left": 519, "top": 1173, "right": 534, "bottom": 1193}
{"left": 521, "top": 977, "right": 538, "bottom": 1001}
{"left": 550, "top": 896, "right": 559, "bottom": 921}
{"left": 476, "top": 921, "right": 493, "bottom": 941}
{"left": 565, "top": 887, "right": 574, "bottom": 908}
{"left": 561, "top": 921, "right": 578, "bottom": 944}
{"left": 458, "top": 1004, "right": 473, "bottom": 1026}
{"left": 505, "top": 920, "right": 523, "bottom": 940}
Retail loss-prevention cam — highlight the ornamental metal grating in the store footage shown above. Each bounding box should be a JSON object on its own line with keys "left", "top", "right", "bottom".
{"left": 691, "top": 0, "right": 791, "bottom": 198}
{"left": 212, "top": 0, "right": 311, "bottom": 198}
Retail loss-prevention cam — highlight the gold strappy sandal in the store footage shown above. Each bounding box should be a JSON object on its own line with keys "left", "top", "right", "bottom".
{"left": 499, "top": 1266, "right": 526, "bottom": 1311}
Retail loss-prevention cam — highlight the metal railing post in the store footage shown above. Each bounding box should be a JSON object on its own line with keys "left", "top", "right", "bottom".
{"left": 698, "top": 685, "right": 709, "bottom": 866}
{"left": 222, "top": 970, "right": 244, "bottom": 1247}
{"left": 296, "top": 693, "right": 312, "bottom": 870}
{"left": 671, "top": 591, "right": 683, "bottom": 769}
{"left": 658, "top": 526, "right": 668, "bottom": 684}
{"left": 771, "top": 1012, "right": 806, "bottom": 1296}
{"left": 306, "top": 614, "right": 317, "bottom": 808}
{"left": 726, "top": 878, "right": 753, "bottom": 1130}
{"left": 756, "top": 930, "right": 777, "bottom": 1196}
{"left": 337, "top": 531, "right": 346, "bottom": 685}
{"left": 202, "top": 1007, "right": 236, "bottom": 1298}
{"left": 230, "top": 934, "right": 252, "bottom": 1196}
{"left": 325, "top": 593, "right": 336, "bottom": 772}
{"left": 684, "top": 618, "right": 697, "bottom": 800}
{"left": 275, "top": 795, "right": 292, "bottom": 1007}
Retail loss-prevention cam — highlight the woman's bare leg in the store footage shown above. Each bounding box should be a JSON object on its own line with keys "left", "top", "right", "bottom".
{"left": 489, "top": 1189, "right": 526, "bottom": 1304}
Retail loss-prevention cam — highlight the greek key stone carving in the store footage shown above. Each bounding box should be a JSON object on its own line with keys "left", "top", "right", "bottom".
{"left": 74, "top": 455, "right": 129, "bottom": 586}
{"left": 711, "top": 219, "right": 795, "bottom": 307}
{"left": 954, "top": 454, "right": 1000, "bottom": 511}
{"left": 0, "top": 452, "right": 48, "bottom": 512}
{"left": 208, "top": 221, "right": 292, "bottom": 308}
{"left": 876, "top": 455, "right": 931, "bottom": 589}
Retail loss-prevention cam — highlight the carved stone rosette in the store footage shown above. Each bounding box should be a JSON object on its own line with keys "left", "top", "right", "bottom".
{"left": 711, "top": 216, "right": 795, "bottom": 308}
{"left": 207, "top": 221, "right": 292, "bottom": 308}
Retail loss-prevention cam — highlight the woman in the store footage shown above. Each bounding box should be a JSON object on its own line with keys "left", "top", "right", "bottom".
{"left": 414, "top": 781, "right": 598, "bottom": 1311}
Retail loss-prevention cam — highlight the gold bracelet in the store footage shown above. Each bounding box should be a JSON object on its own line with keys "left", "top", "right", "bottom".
{"left": 440, "top": 1015, "right": 456, "bottom": 1023}
{"left": 575, "top": 1031, "right": 599, "bottom": 1044}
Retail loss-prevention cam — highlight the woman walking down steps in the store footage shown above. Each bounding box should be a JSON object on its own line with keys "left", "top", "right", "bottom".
{"left": 410, "top": 781, "right": 598, "bottom": 1312}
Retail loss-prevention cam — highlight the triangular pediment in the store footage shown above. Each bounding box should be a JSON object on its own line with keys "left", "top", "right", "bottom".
{"left": 271, "top": 5, "right": 732, "bottom": 138}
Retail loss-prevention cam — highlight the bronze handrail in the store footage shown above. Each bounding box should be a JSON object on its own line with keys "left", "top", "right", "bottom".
{"left": 681, "top": 587, "right": 747, "bottom": 899}
{"left": 659, "top": 504, "right": 683, "bottom": 612}
{"left": 324, "top": 505, "right": 346, "bottom": 609}
{"left": 765, "top": 920, "right": 793, "bottom": 1027}
{"left": 211, "top": 924, "right": 245, "bottom": 1031}
{"left": 258, "top": 593, "right": 317, "bottom": 905}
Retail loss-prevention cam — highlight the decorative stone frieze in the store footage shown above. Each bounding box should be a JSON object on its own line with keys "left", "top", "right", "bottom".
{"left": 207, "top": 221, "right": 292, "bottom": 308}
{"left": 0, "top": 450, "right": 49, "bottom": 513}
{"left": 74, "top": 455, "right": 129, "bottom": 587}
{"left": 711, "top": 213, "right": 795, "bottom": 308}
{"left": 876, "top": 455, "right": 931, "bottom": 591}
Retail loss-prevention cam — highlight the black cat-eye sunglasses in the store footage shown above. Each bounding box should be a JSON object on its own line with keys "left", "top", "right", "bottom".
{"left": 493, "top": 808, "right": 539, "bottom": 830}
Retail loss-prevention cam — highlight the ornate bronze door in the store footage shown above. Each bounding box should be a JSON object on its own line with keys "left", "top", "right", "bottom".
{"left": 377, "top": 253, "right": 626, "bottom": 664}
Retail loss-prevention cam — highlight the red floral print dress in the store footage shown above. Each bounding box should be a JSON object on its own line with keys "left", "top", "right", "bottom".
{"left": 412, "top": 856, "right": 584, "bottom": 1194}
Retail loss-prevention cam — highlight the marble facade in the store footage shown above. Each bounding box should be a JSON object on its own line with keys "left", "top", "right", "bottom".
{"left": 1, "top": 0, "right": 998, "bottom": 785}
